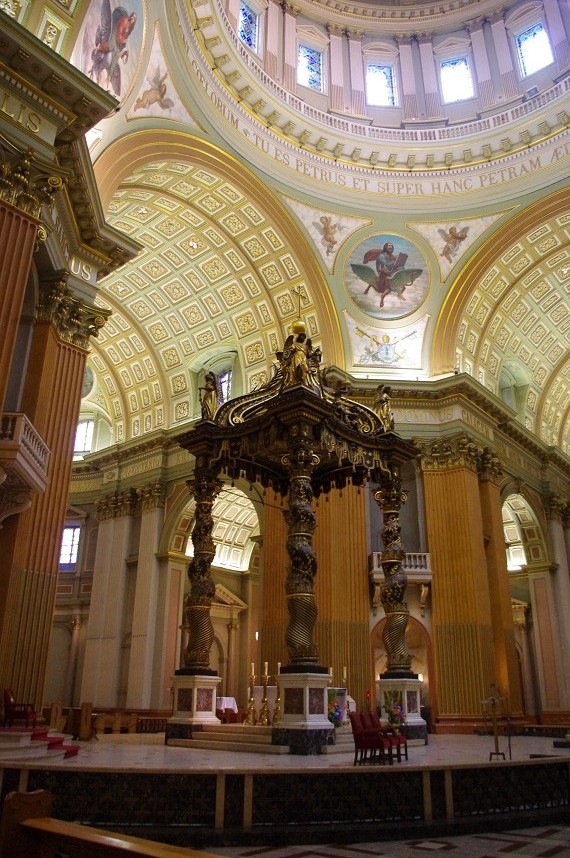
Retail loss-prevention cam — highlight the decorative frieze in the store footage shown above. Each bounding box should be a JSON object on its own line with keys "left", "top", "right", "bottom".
{"left": 38, "top": 273, "right": 110, "bottom": 350}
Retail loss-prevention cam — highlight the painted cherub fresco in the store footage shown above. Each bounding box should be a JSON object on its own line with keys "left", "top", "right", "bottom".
{"left": 438, "top": 225, "right": 469, "bottom": 264}
{"left": 134, "top": 67, "right": 174, "bottom": 111}
{"left": 88, "top": 0, "right": 137, "bottom": 97}
{"left": 314, "top": 215, "right": 339, "bottom": 256}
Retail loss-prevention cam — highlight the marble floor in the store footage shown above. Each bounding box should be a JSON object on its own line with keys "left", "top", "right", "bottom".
{"left": 9, "top": 731, "right": 569, "bottom": 856}
{"left": 42, "top": 729, "right": 569, "bottom": 774}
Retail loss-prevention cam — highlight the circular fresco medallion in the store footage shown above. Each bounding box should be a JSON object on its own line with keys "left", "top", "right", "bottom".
{"left": 345, "top": 234, "right": 429, "bottom": 320}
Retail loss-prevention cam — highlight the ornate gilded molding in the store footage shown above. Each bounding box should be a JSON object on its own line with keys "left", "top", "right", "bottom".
{"left": 38, "top": 273, "right": 110, "bottom": 349}
{"left": 415, "top": 434, "right": 483, "bottom": 473}
{"left": 543, "top": 494, "right": 569, "bottom": 521}
{"left": 478, "top": 446, "right": 504, "bottom": 484}
{"left": 95, "top": 488, "right": 139, "bottom": 520}
{"left": 0, "top": 148, "right": 63, "bottom": 220}
{"left": 0, "top": 1, "right": 20, "bottom": 18}
{"left": 137, "top": 481, "right": 167, "bottom": 511}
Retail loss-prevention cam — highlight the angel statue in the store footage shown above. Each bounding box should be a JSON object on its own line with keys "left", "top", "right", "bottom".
{"left": 351, "top": 241, "right": 422, "bottom": 310}
{"left": 375, "top": 385, "right": 395, "bottom": 432}
{"left": 276, "top": 323, "right": 322, "bottom": 393}
{"left": 438, "top": 225, "right": 469, "bottom": 264}
{"left": 199, "top": 371, "right": 219, "bottom": 420}
{"left": 88, "top": 0, "right": 137, "bottom": 97}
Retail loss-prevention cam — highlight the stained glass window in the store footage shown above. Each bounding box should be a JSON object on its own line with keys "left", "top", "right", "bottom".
{"left": 60, "top": 526, "right": 81, "bottom": 567}
{"left": 440, "top": 57, "right": 474, "bottom": 103}
{"left": 366, "top": 63, "right": 396, "bottom": 106}
{"left": 238, "top": 1, "right": 258, "bottom": 52}
{"left": 516, "top": 23, "right": 553, "bottom": 77}
{"left": 74, "top": 419, "right": 94, "bottom": 458}
{"left": 218, "top": 369, "right": 232, "bottom": 403}
{"left": 297, "top": 44, "right": 323, "bottom": 91}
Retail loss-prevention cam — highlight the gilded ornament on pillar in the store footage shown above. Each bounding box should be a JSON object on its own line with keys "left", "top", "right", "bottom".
{"left": 544, "top": 494, "right": 568, "bottom": 521}
{"left": 38, "top": 273, "right": 110, "bottom": 349}
{"left": 416, "top": 434, "right": 482, "bottom": 472}
{"left": 137, "top": 482, "right": 167, "bottom": 510}
{"left": 478, "top": 447, "right": 503, "bottom": 484}
{"left": 0, "top": 148, "right": 63, "bottom": 219}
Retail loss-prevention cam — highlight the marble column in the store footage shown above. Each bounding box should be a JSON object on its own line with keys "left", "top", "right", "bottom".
{"left": 543, "top": 0, "right": 570, "bottom": 68}
{"left": 283, "top": 4, "right": 299, "bottom": 93}
{"left": 328, "top": 25, "right": 345, "bottom": 113}
{"left": 126, "top": 482, "right": 167, "bottom": 708}
{"left": 81, "top": 489, "right": 138, "bottom": 706}
{"left": 347, "top": 30, "right": 366, "bottom": 117}
{"left": 478, "top": 449, "right": 523, "bottom": 714}
{"left": 469, "top": 20, "right": 496, "bottom": 109}
{"left": 490, "top": 12, "right": 519, "bottom": 100}
{"left": 397, "top": 38, "right": 419, "bottom": 120}
{"left": 418, "top": 36, "right": 442, "bottom": 118}
{"left": 418, "top": 436, "right": 495, "bottom": 730}
{"left": 266, "top": 0, "right": 280, "bottom": 79}
{"left": 544, "top": 496, "right": 570, "bottom": 711}
{"left": 0, "top": 273, "right": 103, "bottom": 708}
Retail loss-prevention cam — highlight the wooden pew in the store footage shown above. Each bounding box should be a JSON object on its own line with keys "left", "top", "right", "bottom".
{"left": 0, "top": 790, "right": 223, "bottom": 858}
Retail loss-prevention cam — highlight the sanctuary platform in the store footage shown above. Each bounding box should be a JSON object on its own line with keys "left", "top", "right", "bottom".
{"left": 0, "top": 731, "right": 568, "bottom": 848}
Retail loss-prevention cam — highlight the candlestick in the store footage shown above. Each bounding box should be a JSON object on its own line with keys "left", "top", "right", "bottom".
{"left": 277, "top": 662, "right": 281, "bottom": 673}
{"left": 329, "top": 666, "right": 333, "bottom": 676}
{"left": 251, "top": 662, "right": 254, "bottom": 675}
{"left": 343, "top": 666, "right": 347, "bottom": 683}
{"left": 264, "top": 661, "right": 268, "bottom": 675}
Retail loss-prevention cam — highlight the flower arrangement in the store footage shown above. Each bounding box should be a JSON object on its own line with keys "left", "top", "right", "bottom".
{"left": 328, "top": 702, "right": 343, "bottom": 727}
{"left": 383, "top": 690, "right": 405, "bottom": 727}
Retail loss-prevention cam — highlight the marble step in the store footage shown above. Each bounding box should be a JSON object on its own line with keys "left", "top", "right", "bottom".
{"left": 168, "top": 736, "right": 290, "bottom": 754}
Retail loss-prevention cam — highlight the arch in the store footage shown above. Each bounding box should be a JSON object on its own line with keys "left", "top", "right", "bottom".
{"left": 371, "top": 614, "right": 436, "bottom": 719}
{"left": 431, "top": 186, "right": 569, "bottom": 375}
{"left": 93, "top": 129, "right": 345, "bottom": 369}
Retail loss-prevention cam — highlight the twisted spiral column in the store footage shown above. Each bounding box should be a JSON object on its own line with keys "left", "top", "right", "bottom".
{"left": 374, "top": 465, "right": 414, "bottom": 675}
{"left": 283, "top": 423, "right": 319, "bottom": 665}
{"left": 183, "top": 468, "right": 223, "bottom": 670}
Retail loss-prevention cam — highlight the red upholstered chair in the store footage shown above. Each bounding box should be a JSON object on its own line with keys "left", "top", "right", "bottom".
{"left": 368, "top": 710, "right": 408, "bottom": 761}
{"left": 3, "top": 689, "right": 36, "bottom": 729}
{"left": 348, "top": 711, "right": 392, "bottom": 766}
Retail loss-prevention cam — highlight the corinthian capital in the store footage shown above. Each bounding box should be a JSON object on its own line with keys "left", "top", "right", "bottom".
{"left": 544, "top": 494, "right": 568, "bottom": 521}
{"left": 38, "top": 272, "right": 110, "bottom": 349}
{"left": 0, "top": 148, "right": 63, "bottom": 219}
{"left": 415, "top": 434, "right": 482, "bottom": 472}
{"left": 137, "top": 481, "right": 167, "bottom": 511}
{"left": 479, "top": 446, "right": 503, "bottom": 484}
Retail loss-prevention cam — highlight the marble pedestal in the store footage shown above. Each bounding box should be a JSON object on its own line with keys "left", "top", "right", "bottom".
{"left": 272, "top": 671, "right": 334, "bottom": 754}
{"left": 377, "top": 676, "right": 428, "bottom": 745}
{"left": 165, "top": 671, "right": 221, "bottom": 742}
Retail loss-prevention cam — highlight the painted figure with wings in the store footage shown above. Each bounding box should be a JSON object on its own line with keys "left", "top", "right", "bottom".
{"left": 134, "top": 68, "right": 174, "bottom": 112}
{"left": 438, "top": 225, "right": 469, "bottom": 263}
{"left": 314, "top": 215, "right": 339, "bottom": 256}
{"left": 88, "top": 0, "right": 137, "bottom": 97}
{"left": 351, "top": 241, "right": 423, "bottom": 309}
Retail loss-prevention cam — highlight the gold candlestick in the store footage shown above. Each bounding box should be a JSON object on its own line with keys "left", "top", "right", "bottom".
{"left": 272, "top": 674, "right": 281, "bottom": 725}
{"left": 258, "top": 672, "right": 270, "bottom": 726}
{"left": 244, "top": 672, "right": 257, "bottom": 725}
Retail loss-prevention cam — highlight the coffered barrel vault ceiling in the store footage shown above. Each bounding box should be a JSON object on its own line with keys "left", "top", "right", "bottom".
{"left": 16, "top": 0, "right": 568, "bottom": 453}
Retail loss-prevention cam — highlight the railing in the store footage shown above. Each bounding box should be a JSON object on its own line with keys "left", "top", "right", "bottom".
{"left": 0, "top": 789, "right": 223, "bottom": 858}
{"left": 0, "top": 413, "right": 50, "bottom": 475}
{"left": 369, "top": 551, "right": 432, "bottom": 577}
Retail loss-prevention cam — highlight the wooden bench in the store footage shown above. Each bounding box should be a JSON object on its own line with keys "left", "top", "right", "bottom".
{"left": 0, "top": 790, "right": 223, "bottom": 858}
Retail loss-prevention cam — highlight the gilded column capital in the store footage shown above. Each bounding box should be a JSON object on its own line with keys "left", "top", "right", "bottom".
{"left": 415, "top": 434, "right": 482, "bottom": 473}
{"left": 346, "top": 28, "right": 364, "bottom": 41}
{"left": 137, "top": 481, "right": 167, "bottom": 511}
{"left": 478, "top": 447, "right": 503, "bottom": 484}
{"left": 38, "top": 272, "right": 110, "bottom": 349}
{"left": 96, "top": 488, "right": 139, "bottom": 520}
{"left": 543, "top": 494, "right": 568, "bottom": 521}
{"left": 0, "top": 147, "right": 63, "bottom": 220}
{"left": 282, "top": 3, "right": 300, "bottom": 16}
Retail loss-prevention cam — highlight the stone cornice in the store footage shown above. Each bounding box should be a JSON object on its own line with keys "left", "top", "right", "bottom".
{"left": 0, "top": 9, "right": 117, "bottom": 138}
{"left": 176, "top": 0, "right": 570, "bottom": 199}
